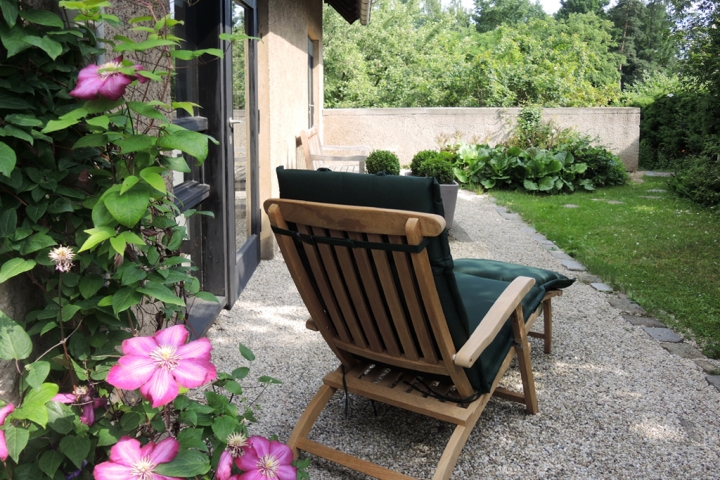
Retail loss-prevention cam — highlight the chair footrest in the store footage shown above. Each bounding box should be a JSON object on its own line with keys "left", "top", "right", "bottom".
{"left": 296, "top": 438, "right": 416, "bottom": 480}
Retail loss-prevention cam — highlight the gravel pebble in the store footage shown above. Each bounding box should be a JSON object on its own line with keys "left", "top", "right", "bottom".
{"left": 207, "top": 189, "right": 720, "bottom": 479}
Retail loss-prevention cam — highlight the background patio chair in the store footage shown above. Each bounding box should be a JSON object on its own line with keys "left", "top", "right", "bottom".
{"left": 264, "top": 168, "right": 574, "bottom": 479}
{"left": 300, "top": 126, "right": 370, "bottom": 173}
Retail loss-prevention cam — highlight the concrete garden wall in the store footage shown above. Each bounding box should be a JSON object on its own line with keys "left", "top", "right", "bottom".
{"left": 322, "top": 107, "right": 641, "bottom": 171}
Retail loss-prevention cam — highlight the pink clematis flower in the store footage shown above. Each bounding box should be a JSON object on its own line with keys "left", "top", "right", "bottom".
{"left": 0, "top": 403, "right": 14, "bottom": 461}
{"left": 52, "top": 385, "right": 106, "bottom": 426}
{"left": 217, "top": 432, "right": 249, "bottom": 480}
{"left": 70, "top": 55, "right": 148, "bottom": 101}
{"left": 94, "top": 436, "right": 180, "bottom": 480}
{"left": 235, "top": 436, "right": 296, "bottom": 480}
{"left": 106, "top": 325, "right": 217, "bottom": 408}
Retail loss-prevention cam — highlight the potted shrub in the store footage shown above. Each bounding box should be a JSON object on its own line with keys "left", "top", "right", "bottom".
{"left": 416, "top": 155, "right": 460, "bottom": 229}
{"left": 366, "top": 150, "right": 401, "bottom": 175}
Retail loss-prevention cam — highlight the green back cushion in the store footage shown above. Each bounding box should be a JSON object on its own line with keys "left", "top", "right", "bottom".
{"left": 275, "top": 167, "right": 546, "bottom": 393}
{"left": 454, "top": 259, "right": 575, "bottom": 291}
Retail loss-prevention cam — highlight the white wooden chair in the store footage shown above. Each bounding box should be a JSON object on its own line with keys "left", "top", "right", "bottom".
{"left": 300, "top": 126, "right": 370, "bottom": 173}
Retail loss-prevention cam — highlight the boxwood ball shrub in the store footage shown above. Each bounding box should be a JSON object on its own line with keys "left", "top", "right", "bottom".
{"left": 367, "top": 150, "right": 401, "bottom": 175}
{"left": 417, "top": 156, "right": 455, "bottom": 184}
{"left": 411, "top": 150, "right": 437, "bottom": 175}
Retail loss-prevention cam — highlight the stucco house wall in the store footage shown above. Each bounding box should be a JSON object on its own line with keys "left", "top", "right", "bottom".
{"left": 257, "top": 0, "right": 323, "bottom": 259}
{"left": 323, "top": 107, "right": 641, "bottom": 171}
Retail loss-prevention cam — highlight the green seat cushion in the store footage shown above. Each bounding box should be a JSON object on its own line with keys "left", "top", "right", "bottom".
{"left": 453, "top": 258, "right": 575, "bottom": 292}
{"left": 454, "top": 272, "right": 546, "bottom": 393}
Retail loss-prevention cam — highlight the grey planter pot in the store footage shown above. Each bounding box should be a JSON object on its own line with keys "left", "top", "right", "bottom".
{"left": 439, "top": 181, "right": 459, "bottom": 230}
{"left": 402, "top": 171, "right": 458, "bottom": 230}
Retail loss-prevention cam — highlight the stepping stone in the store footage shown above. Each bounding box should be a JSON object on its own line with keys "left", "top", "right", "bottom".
{"left": 591, "top": 198, "right": 604, "bottom": 201}
{"left": 550, "top": 250, "right": 573, "bottom": 261}
{"left": 542, "top": 242, "right": 558, "bottom": 250}
{"left": 642, "top": 327, "right": 682, "bottom": 343}
{"left": 532, "top": 233, "right": 548, "bottom": 242}
{"left": 695, "top": 359, "right": 720, "bottom": 375}
{"left": 609, "top": 297, "right": 646, "bottom": 315}
{"left": 622, "top": 315, "right": 665, "bottom": 328}
{"left": 563, "top": 204, "right": 579, "bottom": 208}
{"left": 644, "top": 171, "right": 673, "bottom": 177}
{"left": 640, "top": 196, "right": 660, "bottom": 199}
{"left": 495, "top": 206, "right": 507, "bottom": 214}
{"left": 706, "top": 375, "right": 720, "bottom": 392}
{"left": 561, "top": 259, "right": 586, "bottom": 271}
{"left": 647, "top": 189, "right": 666, "bottom": 193}
{"left": 606, "top": 200, "right": 625, "bottom": 204}
{"left": 521, "top": 227, "right": 535, "bottom": 234}
{"left": 660, "top": 342, "right": 704, "bottom": 359}
{"left": 578, "top": 273, "right": 602, "bottom": 283}
{"left": 449, "top": 224, "right": 473, "bottom": 243}
{"left": 590, "top": 282, "right": 613, "bottom": 292}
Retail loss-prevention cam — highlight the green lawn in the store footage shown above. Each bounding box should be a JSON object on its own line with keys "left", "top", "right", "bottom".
{"left": 490, "top": 176, "right": 720, "bottom": 358}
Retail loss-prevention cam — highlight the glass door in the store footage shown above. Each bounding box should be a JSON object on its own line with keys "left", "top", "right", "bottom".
{"left": 229, "top": 0, "right": 260, "bottom": 305}
{"left": 172, "top": 0, "right": 259, "bottom": 335}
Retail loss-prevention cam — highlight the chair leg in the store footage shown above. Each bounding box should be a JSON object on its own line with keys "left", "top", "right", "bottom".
{"left": 542, "top": 299, "right": 552, "bottom": 354}
{"left": 432, "top": 424, "right": 471, "bottom": 480}
{"left": 288, "top": 384, "right": 337, "bottom": 458}
{"left": 511, "top": 306, "right": 538, "bottom": 415}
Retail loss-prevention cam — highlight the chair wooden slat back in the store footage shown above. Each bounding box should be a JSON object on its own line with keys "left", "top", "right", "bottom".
{"left": 299, "top": 127, "right": 369, "bottom": 173}
{"left": 265, "top": 198, "right": 473, "bottom": 392}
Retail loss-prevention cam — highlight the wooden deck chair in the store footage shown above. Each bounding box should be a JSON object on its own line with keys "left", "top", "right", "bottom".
{"left": 264, "top": 168, "right": 575, "bottom": 480}
{"left": 300, "top": 126, "right": 370, "bottom": 173}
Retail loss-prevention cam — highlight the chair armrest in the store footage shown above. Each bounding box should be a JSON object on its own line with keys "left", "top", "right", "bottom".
{"left": 453, "top": 276, "right": 536, "bottom": 368}
{"left": 322, "top": 145, "right": 371, "bottom": 154}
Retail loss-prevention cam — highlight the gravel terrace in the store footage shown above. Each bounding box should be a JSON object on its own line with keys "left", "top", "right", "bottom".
{"left": 206, "top": 189, "right": 720, "bottom": 479}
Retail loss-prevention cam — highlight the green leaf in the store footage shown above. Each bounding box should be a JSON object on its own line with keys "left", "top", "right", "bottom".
{"left": 42, "top": 118, "right": 80, "bottom": 134}
{"left": 19, "top": 9, "right": 64, "bottom": 27}
{"left": 59, "top": 435, "right": 91, "bottom": 469}
{"left": 12, "top": 383, "right": 58, "bottom": 426}
{"left": 73, "top": 133, "right": 109, "bottom": 149}
{"left": 119, "top": 411, "right": 142, "bottom": 430}
{"left": 78, "top": 226, "right": 116, "bottom": 252}
{"left": 47, "top": 197, "right": 74, "bottom": 214}
{"left": 258, "top": 375, "right": 282, "bottom": 384}
{"left": 137, "top": 282, "right": 185, "bottom": 306}
{"left": 20, "top": 232, "right": 56, "bottom": 255}
{"left": 114, "top": 134, "right": 156, "bottom": 153}
{"left": 103, "top": 189, "right": 149, "bottom": 228}
{"left": 86, "top": 115, "right": 110, "bottom": 129}
{"left": 0, "top": 141, "right": 16, "bottom": 177}
{"left": 91, "top": 198, "right": 117, "bottom": 227}
{"left": 223, "top": 380, "right": 243, "bottom": 395}
{"left": 79, "top": 274, "right": 104, "bottom": 299}
{"left": 177, "top": 428, "right": 208, "bottom": 451}
{"left": 211, "top": 416, "right": 239, "bottom": 442}
{"left": 39, "top": 450, "right": 65, "bottom": 478}
{"left": 232, "top": 367, "right": 249, "bottom": 380}
{"left": 127, "top": 101, "right": 167, "bottom": 121}
{"left": 154, "top": 450, "right": 210, "bottom": 477}
{"left": 0, "top": 258, "right": 35, "bottom": 283}
{"left": 120, "top": 231, "right": 145, "bottom": 245}
{"left": 1, "top": 0, "right": 18, "bottom": 28}
{"left": 46, "top": 401, "right": 74, "bottom": 434}
{"left": 171, "top": 101, "right": 200, "bottom": 116}
{"left": 5, "top": 114, "right": 43, "bottom": 127}
{"left": 22, "top": 35, "right": 63, "bottom": 60}
{"left": 26, "top": 202, "right": 47, "bottom": 222}
{"left": 162, "top": 154, "right": 190, "bottom": 173}
{"left": 112, "top": 286, "right": 142, "bottom": 314}
{"left": 157, "top": 130, "right": 210, "bottom": 163}
{"left": 3, "top": 124, "right": 33, "bottom": 144}
{"left": 0, "top": 309, "right": 32, "bottom": 360}
{"left": 194, "top": 291, "right": 219, "bottom": 303}
{"left": 238, "top": 343, "right": 255, "bottom": 361}
{"left": 0, "top": 208, "right": 16, "bottom": 237}
{"left": 109, "top": 235, "right": 126, "bottom": 255}
{"left": 120, "top": 175, "right": 139, "bottom": 194}
{"left": 140, "top": 167, "right": 167, "bottom": 194}
{"left": 5, "top": 425, "right": 29, "bottom": 463}
{"left": 23, "top": 361, "right": 50, "bottom": 390}
{"left": 83, "top": 97, "right": 125, "bottom": 114}
{"left": 95, "top": 425, "right": 122, "bottom": 446}
{"left": 61, "top": 304, "right": 81, "bottom": 322}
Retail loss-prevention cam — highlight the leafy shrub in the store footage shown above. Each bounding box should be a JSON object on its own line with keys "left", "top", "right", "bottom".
{"left": 367, "top": 150, "right": 400, "bottom": 175}
{"left": 668, "top": 148, "right": 720, "bottom": 207}
{"left": 575, "top": 146, "right": 628, "bottom": 187}
{"left": 410, "top": 150, "right": 437, "bottom": 175}
{"left": 416, "top": 157, "right": 455, "bottom": 184}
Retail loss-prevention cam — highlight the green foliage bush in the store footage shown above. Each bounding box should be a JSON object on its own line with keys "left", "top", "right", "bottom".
{"left": 366, "top": 150, "right": 400, "bottom": 175}
{"left": 668, "top": 147, "right": 720, "bottom": 207}
{"left": 410, "top": 150, "right": 438, "bottom": 175}
{"left": 416, "top": 157, "right": 455, "bottom": 184}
